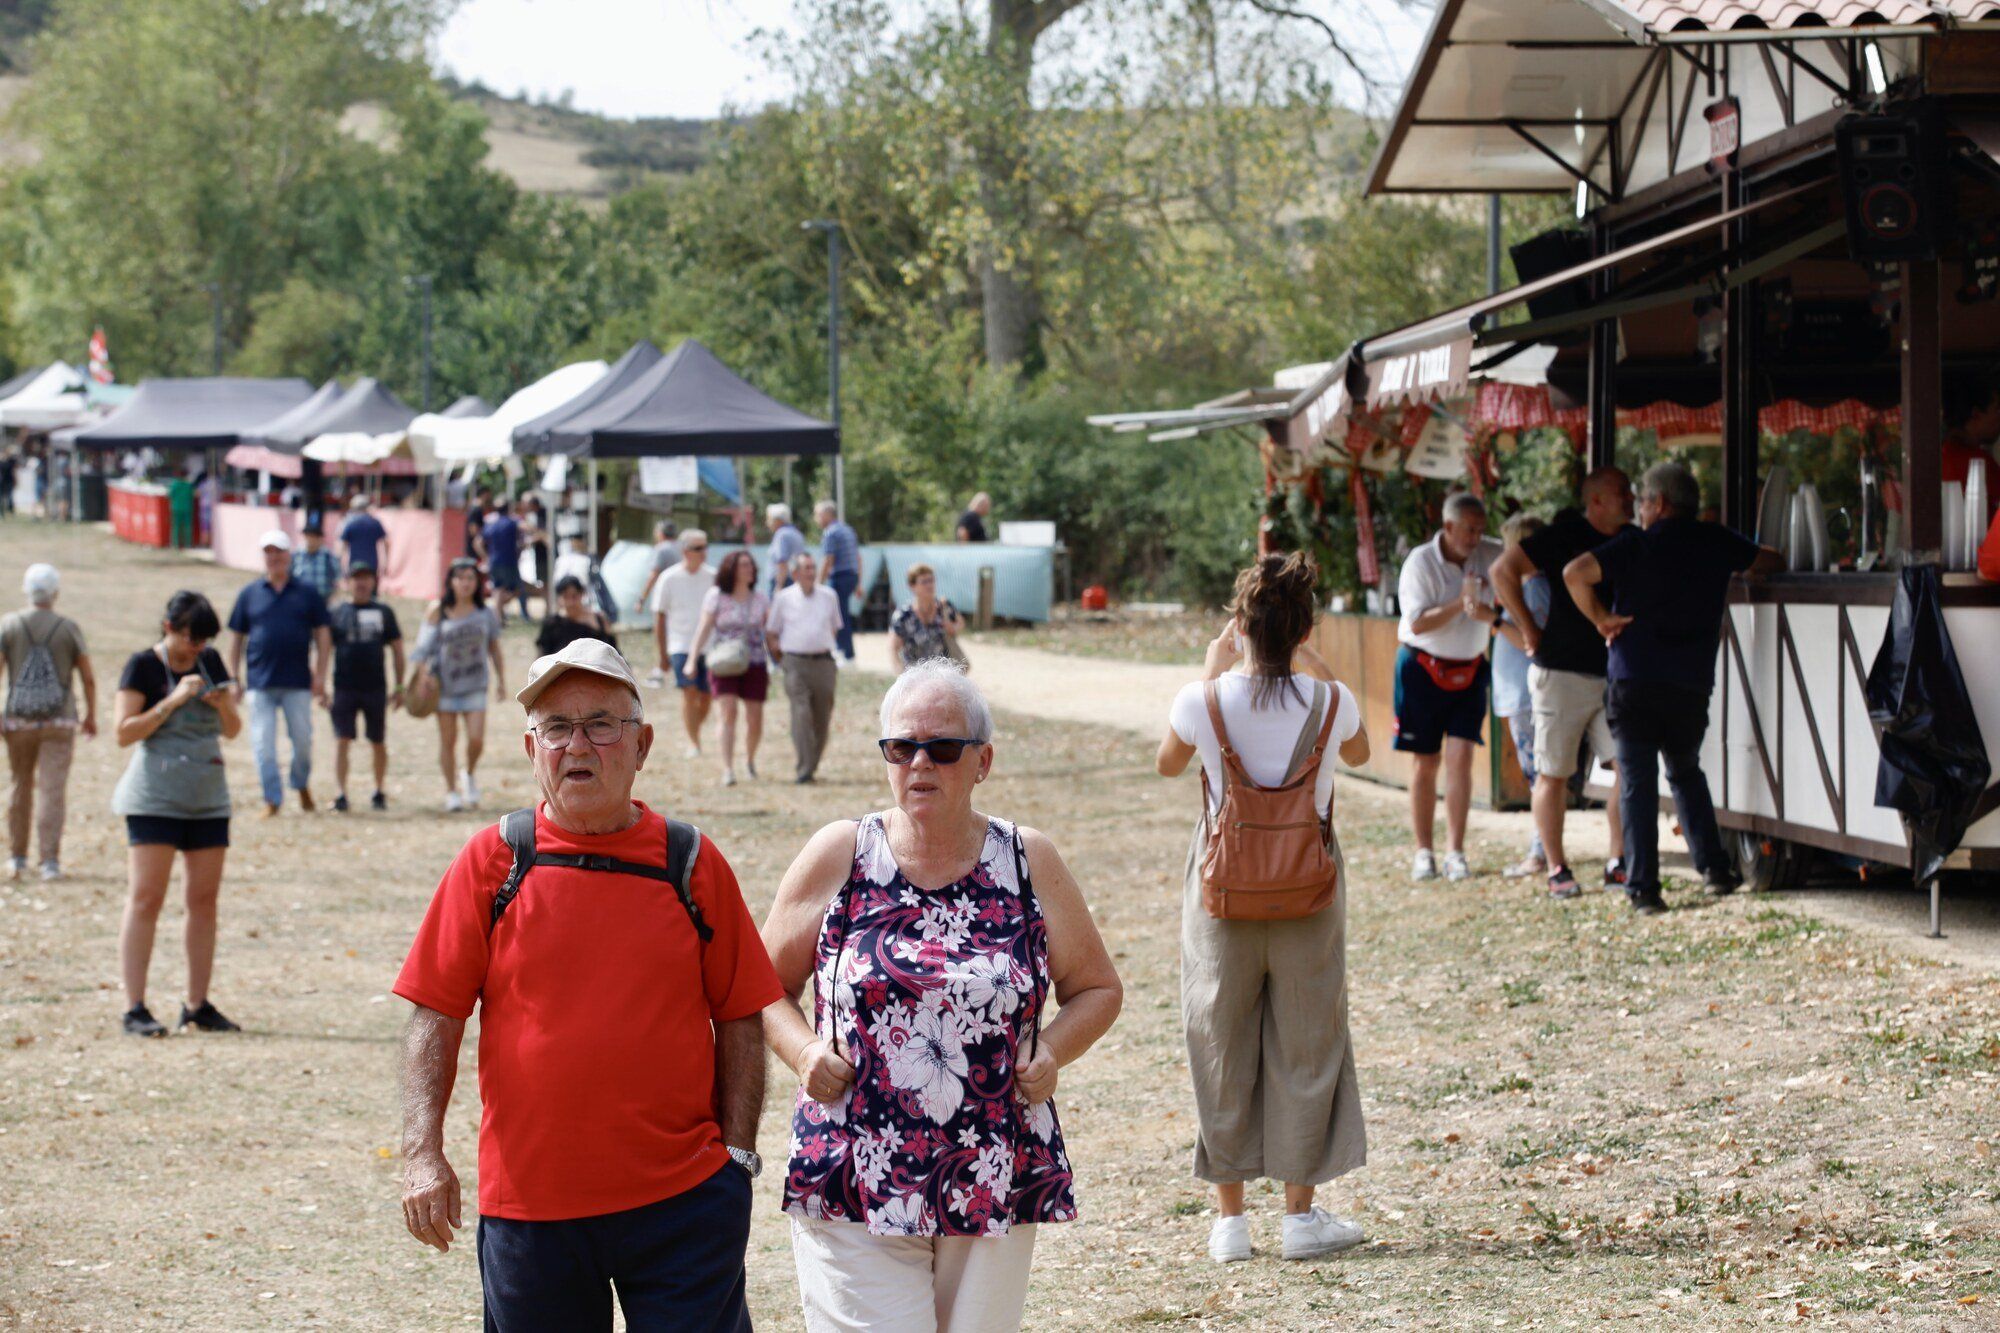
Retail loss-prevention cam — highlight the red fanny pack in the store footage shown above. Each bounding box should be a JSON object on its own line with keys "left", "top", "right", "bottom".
{"left": 1415, "top": 650, "right": 1481, "bottom": 692}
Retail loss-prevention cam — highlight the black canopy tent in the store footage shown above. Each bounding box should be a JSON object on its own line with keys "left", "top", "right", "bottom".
{"left": 511, "top": 340, "right": 665, "bottom": 453}
{"left": 237, "top": 379, "right": 344, "bottom": 450}
{"left": 260, "top": 377, "right": 418, "bottom": 454}
{"left": 541, "top": 339, "right": 838, "bottom": 458}
{"left": 69, "top": 377, "right": 315, "bottom": 451}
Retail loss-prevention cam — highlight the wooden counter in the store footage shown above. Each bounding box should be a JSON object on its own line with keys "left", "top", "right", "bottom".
{"left": 1311, "top": 612, "right": 1530, "bottom": 810}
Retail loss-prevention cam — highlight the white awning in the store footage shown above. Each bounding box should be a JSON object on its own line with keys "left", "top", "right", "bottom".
{"left": 0, "top": 363, "right": 91, "bottom": 430}
{"left": 417, "top": 361, "right": 610, "bottom": 463}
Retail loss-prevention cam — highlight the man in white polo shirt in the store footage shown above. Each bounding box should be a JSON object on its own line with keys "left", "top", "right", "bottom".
{"left": 1395, "top": 491, "right": 1502, "bottom": 883}
{"left": 647, "top": 529, "right": 716, "bottom": 756}
{"left": 764, "top": 552, "right": 842, "bottom": 784}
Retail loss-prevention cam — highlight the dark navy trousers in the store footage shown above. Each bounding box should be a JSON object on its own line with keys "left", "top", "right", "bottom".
{"left": 477, "top": 1162, "right": 754, "bottom": 1332}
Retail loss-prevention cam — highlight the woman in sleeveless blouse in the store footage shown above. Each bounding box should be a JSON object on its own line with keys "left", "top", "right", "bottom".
{"left": 762, "top": 660, "right": 1122, "bottom": 1332}
{"left": 1155, "top": 553, "right": 1373, "bottom": 1265}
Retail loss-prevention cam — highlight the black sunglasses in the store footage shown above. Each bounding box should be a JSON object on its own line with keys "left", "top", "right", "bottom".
{"left": 878, "top": 736, "right": 984, "bottom": 765}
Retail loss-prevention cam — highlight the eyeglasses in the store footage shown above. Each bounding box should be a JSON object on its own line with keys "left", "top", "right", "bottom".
{"left": 528, "top": 715, "right": 641, "bottom": 749}
{"left": 878, "top": 736, "right": 984, "bottom": 765}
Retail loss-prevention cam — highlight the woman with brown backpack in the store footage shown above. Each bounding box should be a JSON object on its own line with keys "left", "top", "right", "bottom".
{"left": 1156, "top": 552, "right": 1372, "bottom": 1265}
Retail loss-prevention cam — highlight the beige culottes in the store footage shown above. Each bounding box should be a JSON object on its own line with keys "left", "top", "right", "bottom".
{"left": 1179, "top": 718, "right": 1367, "bottom": 1186}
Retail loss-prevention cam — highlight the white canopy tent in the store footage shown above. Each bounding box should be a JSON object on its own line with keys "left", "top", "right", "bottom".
{"left": 417, "top": 361, "right": 610, "bottom": 464}
{"left": 0, "top": 364, "right": 91, "bottom": 431}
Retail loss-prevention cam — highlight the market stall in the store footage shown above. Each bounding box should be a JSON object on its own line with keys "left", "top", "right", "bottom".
{"left": 1354, "top": 0, "right": 2000, "bottom": 918}
{"left": 71, "top": 377, "right": 316, "bottom": 547}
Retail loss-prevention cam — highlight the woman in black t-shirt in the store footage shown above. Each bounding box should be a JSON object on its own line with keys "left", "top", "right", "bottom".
{"left": 535, "top": 575, "right": 619, "bottom": 658}
{"left": 111, "top": 591, "right": 243, "bottom": 1039}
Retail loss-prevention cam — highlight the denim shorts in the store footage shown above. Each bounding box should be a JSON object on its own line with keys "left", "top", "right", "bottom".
{"left": 437, "top": 690, "right": 487, "bottom": 714}
{"left": 670, "top": 652, "right": 709, "bottom": 691}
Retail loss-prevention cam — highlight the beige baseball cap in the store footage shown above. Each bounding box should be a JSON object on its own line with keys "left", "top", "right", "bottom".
{"left": 516, "top": 637, "right": 641, "bottom": 711}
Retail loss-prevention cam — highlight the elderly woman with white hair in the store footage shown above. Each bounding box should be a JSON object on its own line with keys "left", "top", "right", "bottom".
{"left": 762, "top": 660, "right": 1123, "bottom": 1331}
{"left": 1, "top": 563, "right": 96, "bottom": 881}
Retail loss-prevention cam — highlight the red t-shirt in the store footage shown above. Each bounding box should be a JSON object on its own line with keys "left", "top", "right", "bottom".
{"left": 393, "top": 802, "right": 783, "bottom": 1221}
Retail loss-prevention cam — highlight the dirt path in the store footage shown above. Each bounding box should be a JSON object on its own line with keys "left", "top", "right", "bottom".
{"left": 2, "top": 526, "right": 1997, "bottom": 1329}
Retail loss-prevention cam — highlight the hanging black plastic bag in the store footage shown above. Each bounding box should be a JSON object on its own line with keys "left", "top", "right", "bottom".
{"left": 1864, "top": 564, "right": 1990, "bottom": 882}
{"left": 588, "top": 558, "right": 621, "bottom": 626}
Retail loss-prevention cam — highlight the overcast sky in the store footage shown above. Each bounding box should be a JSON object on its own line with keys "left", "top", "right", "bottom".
{"left": 435, "top": 0, "right": 1432, "bottom": 121}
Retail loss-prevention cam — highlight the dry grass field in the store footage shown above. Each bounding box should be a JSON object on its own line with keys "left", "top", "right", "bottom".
{"left": 2, "top": 518, "right": 1997, "bottom": 1330}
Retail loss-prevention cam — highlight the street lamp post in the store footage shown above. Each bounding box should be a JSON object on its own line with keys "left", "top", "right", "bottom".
{"left": 801, "top": 219, "right": 843, "bottom": 519}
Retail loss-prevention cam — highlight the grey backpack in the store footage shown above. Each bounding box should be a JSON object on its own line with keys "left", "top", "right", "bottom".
{"left": 6, "top": 619, "right": 68, "bottom": 722}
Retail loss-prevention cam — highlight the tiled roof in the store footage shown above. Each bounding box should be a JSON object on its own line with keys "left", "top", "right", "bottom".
{"left": 1605, "top": 0, "right": 2000, "bottom": 31}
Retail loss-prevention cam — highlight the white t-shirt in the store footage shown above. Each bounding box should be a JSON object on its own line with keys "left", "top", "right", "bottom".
{"left": 766, "top": 583, "right": 842, "bottom": 655}
{"left": 1397, "top": 532, "right": 1503, "bottom": 660}
{"left": 1169, "top": 673, "right": 1361, "bottom": 817}
{"left": 648, "top": 562, "right": 717, "bottom": 655}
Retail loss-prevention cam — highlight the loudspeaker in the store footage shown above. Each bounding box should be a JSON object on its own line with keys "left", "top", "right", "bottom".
{"left": 1509, "top": 227, "right": 1593, "bottom": 322}
{"left": 1836, "top": 100, "right": 1952, "bottom": 263}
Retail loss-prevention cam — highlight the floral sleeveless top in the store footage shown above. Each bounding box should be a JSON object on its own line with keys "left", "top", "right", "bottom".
{"left": 782, "top": 812, "right": 1077, "bottom": 1237}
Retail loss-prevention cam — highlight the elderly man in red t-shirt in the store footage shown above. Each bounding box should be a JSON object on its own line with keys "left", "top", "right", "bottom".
{"left": 394, "top": 637, "right": 781, "bottom": 1331}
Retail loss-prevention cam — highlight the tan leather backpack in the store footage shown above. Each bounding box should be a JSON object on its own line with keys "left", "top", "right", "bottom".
{"left": 1198, "top": 679, "right": 1340, "bottom": 920}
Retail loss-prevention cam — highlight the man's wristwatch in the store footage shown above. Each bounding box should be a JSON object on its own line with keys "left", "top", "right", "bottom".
{"left": 726, "top": 1146, "right": 762, "bottom": 1178}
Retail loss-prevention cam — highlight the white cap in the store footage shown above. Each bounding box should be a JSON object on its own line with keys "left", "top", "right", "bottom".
{"left": 22, "top": 563, "right": 59, "bottom": 601}
{"left": 516, "top": 637, "right": 641, "bottom": 711}
{"left": 258, "top": 529, "right": 293, "bottom": 552}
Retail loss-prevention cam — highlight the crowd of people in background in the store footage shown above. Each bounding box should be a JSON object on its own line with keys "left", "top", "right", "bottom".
{"left": 1392, "top": 462, "right": 1782, "bottom": 915}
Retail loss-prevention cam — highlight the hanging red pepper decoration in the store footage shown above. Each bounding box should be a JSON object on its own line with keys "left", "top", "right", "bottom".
{"left": 1351, "top": 469, "right": 1380, "bottom": 587}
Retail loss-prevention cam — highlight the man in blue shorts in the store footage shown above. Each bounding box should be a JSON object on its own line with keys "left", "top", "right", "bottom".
{"left": 1394, "top": 492, "right": 1502, "bottom": 883}
{"left": 648, "top": 530, "right": 716, "bottom": 755}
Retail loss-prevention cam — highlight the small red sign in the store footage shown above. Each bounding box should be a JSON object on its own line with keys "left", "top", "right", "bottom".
{"left": 1706, "top": 97, "right": 1740, "bottom": 170}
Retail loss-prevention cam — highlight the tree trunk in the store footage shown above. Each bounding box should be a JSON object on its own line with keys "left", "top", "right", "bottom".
{"left": 978, "top": 0, "right": 1078, "bottom": 378}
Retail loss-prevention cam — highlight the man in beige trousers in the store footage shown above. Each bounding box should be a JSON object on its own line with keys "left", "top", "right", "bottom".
{"left": 1, "top": 564, "right": 95, "bottom": 881}
{"left": 765, "top": 552, "right": 841, "bottom": 784}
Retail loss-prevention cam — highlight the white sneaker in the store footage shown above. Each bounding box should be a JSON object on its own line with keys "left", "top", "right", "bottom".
{"left": 1208, "top": 1215, "right": 1252, "bottom": 1263}
{"left": 444, "top": 790, "right": 464, "bottom": 813}
{"left": 645, "top": 667, "right": 667, "bottom": 688}
{"left": 7, "top": 856, "right": 25, "bottom": 881}
{"left": 721, "top": 768, "right": 737, "bottom": 788}
{"left": 1412, "top": 849, "right": 1437, "bottom": 881}
{"left": 38, "top": 860, "right": 59, "bottom": 882}
{"left": 1442, "top": 850, "right": 1471, "bottom": 881}
{"left": 461, "top": 774, "right": 481, "bottom": 809}
{"left": 1281, "top": 1207, "right": 1365, "bottom": 1260}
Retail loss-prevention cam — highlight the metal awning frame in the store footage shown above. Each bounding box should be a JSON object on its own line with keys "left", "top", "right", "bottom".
{"left": 1365, "top": 0, "right": 1998, "bottom": 200}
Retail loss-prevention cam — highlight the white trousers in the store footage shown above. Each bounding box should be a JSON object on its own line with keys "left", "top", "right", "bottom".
{"left": 791, "top": 1216, "right": 1038, "bottom": 1333}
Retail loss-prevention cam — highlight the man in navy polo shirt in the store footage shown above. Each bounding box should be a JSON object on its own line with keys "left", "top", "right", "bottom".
{"left": 228, "top": 530, "right": 333, "bottom": 817}
{"left": 1564, "top": 462, "right": 1783, "bottom": 915}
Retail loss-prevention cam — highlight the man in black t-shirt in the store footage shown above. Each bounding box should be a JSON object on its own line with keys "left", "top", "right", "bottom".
{"left": 1565, "top": 461, "right": 1783, "bottom": 914}
{"left": 1492, "top": 467, "right": 1633, "bottom": 901}
{"left": 955, "top": 491, "right": 991, "bottom": 543}
{"left": 326, "top": 565, "right": 405, "bottom": 813}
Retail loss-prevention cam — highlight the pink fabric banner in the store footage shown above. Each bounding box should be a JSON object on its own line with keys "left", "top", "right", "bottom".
{"left": 210, "top": 502, "right": 466, "bottom": 602}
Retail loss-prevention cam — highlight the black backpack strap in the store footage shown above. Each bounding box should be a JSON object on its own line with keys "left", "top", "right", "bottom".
{"left": 487, "top": 810, "right": 713, "bottom": 943}
{"left": 664, "top": 818, "right": 712, "bottom": 943}
{"left": 490, "top": 808, "right": 538, "bottom": 931}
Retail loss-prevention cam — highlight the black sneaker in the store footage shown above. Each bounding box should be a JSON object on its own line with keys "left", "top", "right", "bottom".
{"left": 1704, "top": 871, "right": 1742, "bottom": 897}
{"left": 178, "top": 1001, "right": 241, "bottom": 1033}
{"left": 333, "top": 793, "right": 350, "bottom": 813}
{"left": 370, "top": 791, "right": 387, "bottom": 811}
{"left": 1546, "top": 866, "right": 1582, "bottom": 900}
{"left": 122, "top": 1004, "right": 167, "bottom": 1038}
{"left": 1604, "top": 858, "right": 1628, "bottom": 891}
{"left": 1627, "top": 890, "right": 1668, "bottom": 916}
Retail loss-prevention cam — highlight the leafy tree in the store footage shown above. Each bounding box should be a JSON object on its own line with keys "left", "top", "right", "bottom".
{"left": 4, "top": 0, "right": 449, "bottom": 374}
